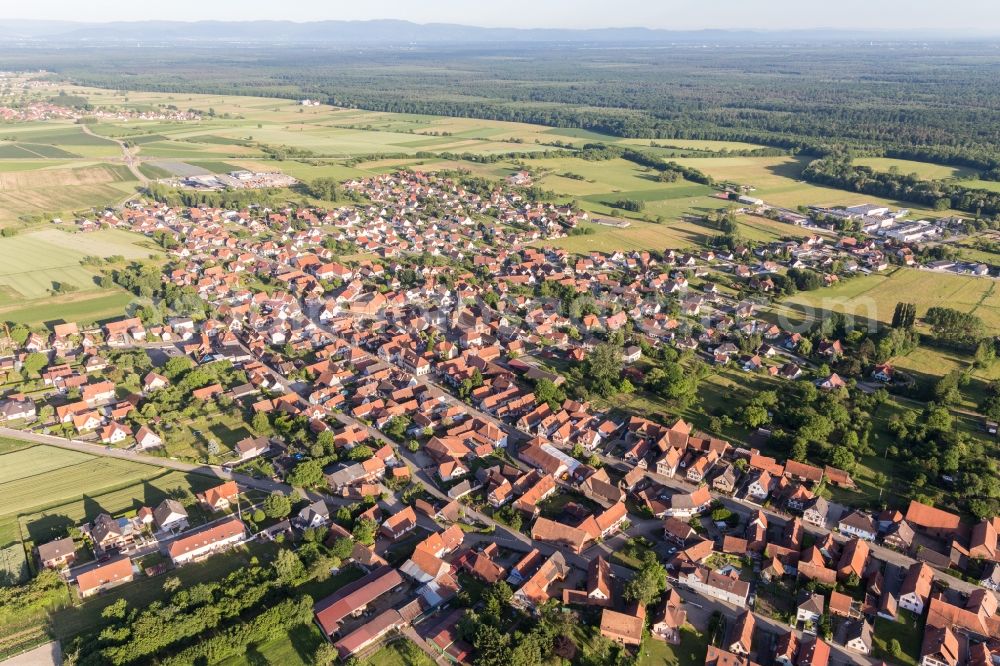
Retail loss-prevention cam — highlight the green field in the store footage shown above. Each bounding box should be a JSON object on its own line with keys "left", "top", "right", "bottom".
{"left": 854, "top": 157, "right": 977, "bottom": 181}
{"left": 0, "top": 444, "right": 218, "bottom": 550}
{"left": 776, "top": 267, "right": 1000, "bottom": 329}
{"left": 873, "top": 610, "right": 924, "bottom": 666}
{"left": 0, "top": 291, "right": 134, "bottom": 326}
{"left": 0, "top": 446, "right": 171, "bottom": 520}
{"left": 0, "top": 447, "right": 95, "bottom": 485}
{"left": 0, "top": 227, "right": 159, "bottom": 323}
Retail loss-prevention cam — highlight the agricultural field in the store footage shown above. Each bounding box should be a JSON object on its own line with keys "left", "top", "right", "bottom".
{"left": 0, "top": 445, "right": 175, "bottom": 523}
{"left": 0, "top": 442, "right": 219, "bottom": 596}
{"left": 0, "top": 227, "right": 159, "bottom": 324}
{"left": 854, "top": 157, "right": 977, "bottom": 181}
{"left": 774, "top": 267, "right": 1000, "bottom": 330}
{"left": 963, "top": 179, "right": 1000, "bottom": 193}
{"left": 0, "top": 161, "right": 137, "bottom": 226}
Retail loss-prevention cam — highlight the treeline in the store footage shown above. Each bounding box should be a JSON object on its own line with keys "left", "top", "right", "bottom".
{"left": 575, "top": 143, "right": 713, "bottom": 185}
{"left": 13, "top": 43, "right": 1000, "bottom": 168}
{"left": 802, "top": 155, "right": 1000, "bottom": 216}
{"left": 142, "top": 182, "right": 289, "bottom": 209}
{"left": 157, "top": 596, "right": 313, "bottom": 666}
{"left": 76, "top": 566, "right": 283, "bottom": 665}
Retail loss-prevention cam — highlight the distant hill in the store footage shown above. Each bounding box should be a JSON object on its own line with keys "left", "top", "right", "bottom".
{"left": 0, "top": 19, "right": 977, "bottom": 45}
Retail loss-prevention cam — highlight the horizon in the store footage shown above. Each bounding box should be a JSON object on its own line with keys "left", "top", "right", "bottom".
{"left": 2, "top": 0, "right": 1000, "bottom": 32}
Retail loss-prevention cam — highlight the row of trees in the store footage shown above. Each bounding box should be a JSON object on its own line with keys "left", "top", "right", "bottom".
{"left": 803, "top": 155, "right": 1000, "bottom": 216}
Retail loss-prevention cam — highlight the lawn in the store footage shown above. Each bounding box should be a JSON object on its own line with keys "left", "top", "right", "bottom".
{"left": 873, "top": 609, "right": 924, "bottom": 666}
{"left": 164, "top": 407, "right": 256, "bottom": 462}
{"left": 49, "top": 542, "right": 274, "bottom": 642}
{"left": 637, "top": 626, "right": 709, "bottom": 666}
{"left": 359, "top": 641, "right": 436, "bottom": 666}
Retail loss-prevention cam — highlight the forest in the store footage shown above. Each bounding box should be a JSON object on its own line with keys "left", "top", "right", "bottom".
{"left": 4, "top": 42, "right": 1000, "bottom": 170}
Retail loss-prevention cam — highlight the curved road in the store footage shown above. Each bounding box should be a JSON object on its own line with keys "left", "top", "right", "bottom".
{"left": 79, "top": 122, "right": 147, "bottom": 183}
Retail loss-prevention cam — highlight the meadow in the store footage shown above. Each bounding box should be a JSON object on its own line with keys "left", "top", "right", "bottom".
{"left": 854, "top": 157, "right": 977, "bottom": 181}
{"left": 0, "top": 445, "right": 172, "bottom": 530}
{"left": 0, "top": 227, "right": 159, "bottom": 324}
{"left": 0, "top": 442, "right": 221, "bottom": 587}
{"left": 776, "top": 267, "right": 1000, "bottom": 329}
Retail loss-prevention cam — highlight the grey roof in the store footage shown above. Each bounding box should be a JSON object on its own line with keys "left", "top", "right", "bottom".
{"left": 798, "top": 591, "right": 824, "bottom": 615}
{"left": 298, "top": 499, "right": 330, "bottom": 522}
{"left": 846, "top": 620, "right": 873, "bottom": 648}
{"left": 38, "top": 536, "right": 75, "bottom": 562}
{"left": 153, "top": 499, "right": 188, "bottom": 527}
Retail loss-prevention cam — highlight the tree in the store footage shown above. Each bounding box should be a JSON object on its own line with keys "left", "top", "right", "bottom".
{"left": 163, "top": 355, "right": 194, "bottom": 379}
{"left": 474, "top": 625, "right": 513, "bottom": 666}
{"left": 102, "top": 598, "right": 128, "bottom": 620}
{"left": 925, "top": 307, "right": 985, "bottom": 348}
{"left": 534, "top": 377, "right": 566, "bottom": 410}
{"left": 622, "top": 556, "right": 667, "bottom": 606}
{"left": 585, "top": 342, "right": 623, "bottom": 397}
{"left": 791, "top": 438, "right": 809, "bottom": 462}
{"left": 818, "top": 613, "right": 833, "bottom": 639}
{"left": 346, "top": 444, "right": 374, "bottom": 461}
{"left": 251, "top": 411, "right": 271, "bottom": 434}
{"left": 263, "top": 492, "right": 292, "bottom": 519}
{"left": 314, "top": 642, "right": 338, "bottom": 666}
{"left": 742, "top": 404, "right": 769, "bottom": 428}
{"left": 22, "top": 352, "right": 47, "bottom": 377}
{"left": 251, "top": 509, "right": 265, "bottom": 523}
{"left": 329, "top": 537, "right": 354, "bottom": 561}
{"left": 829, "top": 446, "right": 857, "bottom": 473}
{"left": 286, "top": 459, "right": 324, "bottom": 488}
{"left": 975, "top": 340, "right": 996, "bottom": 368}
{"left": 352, "top": 518, "right": 378, "bottom": 546}
{"left": 892, "top": 302, "right": 917, "bottom": 329}
{"left": 273, "top": 548, "right": 305, "bottom": 585}
{"left": 383, "top": 416, "right": 410, "bottom": 441}
{"left": 308, "top": 177, "right": 339, "bottom": 201}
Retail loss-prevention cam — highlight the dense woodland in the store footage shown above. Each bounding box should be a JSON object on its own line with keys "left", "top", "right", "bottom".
{"left": 4, "top": 43, "right": 1000, "bottom": 169}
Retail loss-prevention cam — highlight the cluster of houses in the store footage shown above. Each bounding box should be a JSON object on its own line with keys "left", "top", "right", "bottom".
{"left": 0, "top": 101, "right": 201, "bottom": 123}
{"left": 36, "top": 480, "right": 246, "bottom": 597}
{"left": 4, "top": 169, "right": 1000, "bottom": 665}
{"left": 767, "top": 201, "right": 989, "bottom": 276}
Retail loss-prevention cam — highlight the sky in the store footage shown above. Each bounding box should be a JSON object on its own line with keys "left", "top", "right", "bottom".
{"left": 4, "top": 0, "right": 1000, "bottom": 31}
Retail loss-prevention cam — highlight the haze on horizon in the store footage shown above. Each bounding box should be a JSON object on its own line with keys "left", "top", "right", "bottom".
{"left": 6, "top": 0, "right": 1000, "bottom": 33}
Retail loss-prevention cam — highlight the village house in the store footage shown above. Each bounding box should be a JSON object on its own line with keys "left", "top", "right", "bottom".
{"left": 196, "top": 481, "right": 240, "bottom": 512}
{"left": 37, "top": 537, "right": 76, "bottom": 569}
{"left": 313, "top": 566, "right": 405, "bottom": 638}
{"left": 77, "top": 556, "right": 134, "bottom": 597}
{"left": 168, "top": 518, "right": 246, "bottom": 565}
